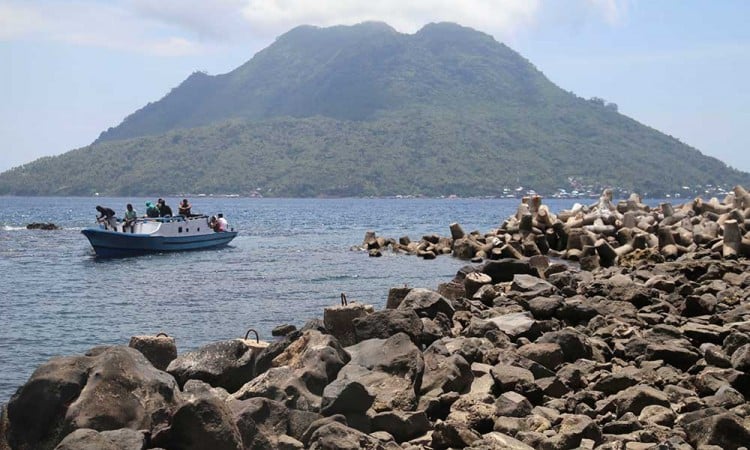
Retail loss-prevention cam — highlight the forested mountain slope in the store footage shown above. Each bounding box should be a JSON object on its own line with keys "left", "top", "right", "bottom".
{"left": 1, "top": 22, "right": 746, "bottom": 196}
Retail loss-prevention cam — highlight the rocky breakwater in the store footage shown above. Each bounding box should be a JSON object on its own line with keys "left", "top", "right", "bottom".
{"left": 4, "top": 187, "right": 750, "bottom": 449}
{"left": 358, "top": 186, "right": 750, "bottom": 268}
{"left": 3, "top": 250, "right": 750, "bottom": 449}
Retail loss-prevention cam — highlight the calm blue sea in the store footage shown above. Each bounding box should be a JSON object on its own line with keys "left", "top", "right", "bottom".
{"left": 0, "top": 196, "right": 603, "bottom": 402}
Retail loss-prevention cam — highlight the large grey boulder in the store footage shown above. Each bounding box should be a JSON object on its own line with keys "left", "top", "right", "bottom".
{"left": 468, "top": 432, "right": 534, "bottom": 449}
{"left": 644, "top": 342, "right": 700, "bottom": 370}
{"left": 53, "top": 429, "right": 147, "bottom": 450}
{"left": 398, "top": 288, "right": 455, "bottom": 319}
{"left": 151, "top": 392, "right": 243, "bottom": 450}
{"left": 229, "top": 396, "right": 319, "bottom": 449}
{"left": 420, "top": 341, "right": 473, "bottom": 395}
{"left": 527, "top": 296, "right": 563, "bottom": 320}
{"left": 370, "top": 410, "right": 430, "bottom": 443}
{"left": 682, "top": 411, "right": 750, "bottom": 449}
{"left": 510, "top": 274, "right": 557, "bottom": 297}
{"left": 253, "top": 330, "right": 303, "bottom": 376}
{"left": 352, "top": 309, "right": 423, "bottom": 345}
{"left": 730, "top": 343, "right": 750, "bottom": 371}
{"left": 490, "top": 364, "right": 534, "bottom": 392}
{"left": 485, "top": 312, "right": 538, "bottom": 340}
{"left": 442, "top": 337, "right": 500, "bottom": 366}
{"left": 6, "top": 355, "right": 91, "bottom": 450}
{"left": 420, "top": 312, "right": 453, "bottom": 347}
{"left": 320, "top": 379, "right": 374, "bottom": 415}
{"left": 231, "top": 330, "right": 349, "bottom": 411}
{"left": 480, "top": 259, "right": 532, "bottom": 283}
{"left": 324, "top": 302, "right": 374, "bottom": 347}
{"left": 306, "top": 421, "right": 389, "bottom": 450}
{"left": 430, "top": 419, "right": 481, "bottom": 449}
{"left": 336, "top": 333, "right": 424, "bottom": 412}
{"left": 344, "top": 333, "right": 424, "bottom": 382}
{"left": 607, "top": 385, "right": 671, "bottom": 416}
{"left": 166, "top": 339, "right": 268, "bottom": 392}
{"left": 516, "top": 343, "right": 565, "bottom": 371}
{"left": 494, "top": 391, "right": 533, "bottom": 417}
{"left": 6, "top": 346, "right": 181, "bottom": 450}
{"left": 546, "top": 414, "right": 602, "bottom": 449}
{"left": 386, "top": 286, "right": 412, "bottom": 309}
{"left": 537, "top": 328, "right": 593, "bottom": 362}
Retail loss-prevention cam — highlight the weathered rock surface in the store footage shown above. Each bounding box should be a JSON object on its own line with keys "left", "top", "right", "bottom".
{"left": 53, "top": 428, "right": 147, "bottom": 450}
{"left": 5, "top": 346, "right": 180, "bottom": 450}
{"left": 167, "top": 339, "right": 266, "bottom": 392}
{"left": 231, "top": 330, "right": 349, "bottom": 411}
{"left": 336, "top": 333, "right": 424, "bottom": 412}
{"left": 152, "top": 392, "right": 243, "bottom": 450}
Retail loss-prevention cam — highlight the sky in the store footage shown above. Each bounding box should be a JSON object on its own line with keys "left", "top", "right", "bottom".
{"left": 1, "top": 0, "right": 749, "bottom": 173}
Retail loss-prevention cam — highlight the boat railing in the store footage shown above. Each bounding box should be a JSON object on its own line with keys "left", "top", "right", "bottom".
{"left": 119, "top": 215, "right": 208, "bottom": 224}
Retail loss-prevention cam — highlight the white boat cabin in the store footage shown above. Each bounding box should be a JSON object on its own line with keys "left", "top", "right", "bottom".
{"left": 104, "top": 215, "right": 217, "bottom": 237}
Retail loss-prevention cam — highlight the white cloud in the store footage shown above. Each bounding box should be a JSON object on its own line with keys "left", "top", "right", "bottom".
{"left": 0, "top": 0, "right": 634, "bottom": 54}
{"left": 127, "top": 0, "right": 251, "bottom": 40}
{"left": 0, "top": 0, "right": 208, "bottom": 55}
{"left": 239, "top": 0, "right": 541, "bottom": 39}
{"left": 585, "top": 0, "right": 631, "bottom": 25}
{"left": 0, "top": 3, "right": 48, "bottom": 39}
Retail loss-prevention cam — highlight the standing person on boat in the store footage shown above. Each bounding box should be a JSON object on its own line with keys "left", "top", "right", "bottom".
{"left": 145, "top": 201, "right": 160, "bottom": 218}
{"left": 216, "top": 213, "right": 228, "bottom": 232}
{"left": 157, "top": 199, "right": 173, "bottom": 217}
{"left": 178, "top": 199, "right": 192, "bottom": 217}
{"left": 95, "top": 206, "right": 117, "bottom": 230}
{"left": 122, "top": 204, "right": 137, "bottom": 233}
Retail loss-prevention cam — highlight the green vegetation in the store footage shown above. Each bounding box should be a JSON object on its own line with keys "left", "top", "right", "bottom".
{"left": 1, "top": 22, "right": 747, "bottom": 197}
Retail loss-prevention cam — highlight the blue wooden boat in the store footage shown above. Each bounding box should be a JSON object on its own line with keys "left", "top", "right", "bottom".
{"left": 81, "top": 215, "right": 237, "bottom": 257}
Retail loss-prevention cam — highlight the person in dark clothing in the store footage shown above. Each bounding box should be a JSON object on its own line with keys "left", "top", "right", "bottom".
{"left": 157, "top": 199, "right": 173, "bottom": 217}
{"left": 95, "top": 205, "right": 117, "bottom": 230}
{"left": 178, "top": 199, "right": 192, "bottom": 217}
{"left": 145, "top": 201, "right": 160, "bottom": 218}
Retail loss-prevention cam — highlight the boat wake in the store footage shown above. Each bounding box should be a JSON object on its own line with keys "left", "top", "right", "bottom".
{"left": 1, "top": 225, "right": 26, "bottom": 231}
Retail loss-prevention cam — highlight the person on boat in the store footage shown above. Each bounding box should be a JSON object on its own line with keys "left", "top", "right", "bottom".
{"left": 216, "top": 213, "right": 228, "bottom": 232}
{"left": 209, "top": 215, "right": 219, "bottom": 232}
{"left": 145, "top": 201, "right": 160, "bottom": 218}
{"left": 95, "top": 205, "right": 117, "bottom": 230}
{"left": 122, "top": 203, "right": 137, "bottom": 233}
{"left": 178, "top": 199, "right": 192, "bottom": 217}
{"left": 157, "top": 199, "right": 173, "bottom": 217}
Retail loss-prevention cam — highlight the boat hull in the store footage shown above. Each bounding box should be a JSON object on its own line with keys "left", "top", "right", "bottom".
{"left": 81, "top": 228, "right": 238, "bottom": 258}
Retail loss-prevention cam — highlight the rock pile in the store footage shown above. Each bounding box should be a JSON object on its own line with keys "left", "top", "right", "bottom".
{"left": 3, "top": 190, "right": 750, "bottom": 449}
{"left": 359, "top": 186, "right": 750, "bottom": 268}
{"left": 25, "top": 223, "right": 60, "bottom": 230}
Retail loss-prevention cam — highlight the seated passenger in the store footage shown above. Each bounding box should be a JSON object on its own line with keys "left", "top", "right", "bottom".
{"left": 216, "top": 213, "right": 228, "bottom": 232}
{"left": 178, "top": 198, "right": 192, "bottom": 217}
{"left": 157, "top": 198, "right": 173, "bottom": 217}
{"left": 122, "top": 203, "right": 137, "bottom": 233}
{"left": 145, "top": 201, "right": 160, "bottom": 218}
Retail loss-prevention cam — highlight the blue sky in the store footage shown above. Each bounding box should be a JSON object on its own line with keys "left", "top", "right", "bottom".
{"left": 1, "top": 0, "right": 749, "bottom": 173}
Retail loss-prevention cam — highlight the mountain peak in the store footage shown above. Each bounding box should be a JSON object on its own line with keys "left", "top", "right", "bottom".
{"left": 277, "top": 21, "right": 399, "bottom": 42}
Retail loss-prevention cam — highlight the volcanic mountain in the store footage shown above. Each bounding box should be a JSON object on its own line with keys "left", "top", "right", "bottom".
{"left": 1, "top": 22, "right": 746, "bottom": 196}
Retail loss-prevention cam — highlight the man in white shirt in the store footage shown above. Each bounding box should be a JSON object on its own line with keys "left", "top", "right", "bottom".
{"left": 217, "top": 213, "right": 228, "bottom": 232}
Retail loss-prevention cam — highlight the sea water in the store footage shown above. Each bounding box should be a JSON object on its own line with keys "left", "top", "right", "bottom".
{"left": 0, "top": 196, "right": 595, "bottom": 402}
